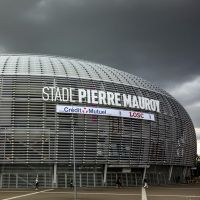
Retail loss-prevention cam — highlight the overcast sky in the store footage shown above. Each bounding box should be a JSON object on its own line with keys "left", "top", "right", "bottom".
{"left": 0, "top": 0, "right": 200, "bottom": 152}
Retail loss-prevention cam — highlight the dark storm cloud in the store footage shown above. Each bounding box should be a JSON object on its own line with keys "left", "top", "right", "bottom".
{"left": 0, "top": 0, "right": 199, "bottom": 128}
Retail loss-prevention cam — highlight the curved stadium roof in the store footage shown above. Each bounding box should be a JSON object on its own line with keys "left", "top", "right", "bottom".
{"left": 0, "top": 54, "right": 171, "bottom": 97}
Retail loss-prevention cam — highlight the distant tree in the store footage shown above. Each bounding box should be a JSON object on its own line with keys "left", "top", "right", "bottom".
{"left": 194, "top": 154, "right": 200, "bottom": 176}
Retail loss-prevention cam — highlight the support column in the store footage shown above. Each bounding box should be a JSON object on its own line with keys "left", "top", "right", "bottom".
{"left": 0, "top": 173, "right": 2, "bottom": 188}
{"left": 168, "top": 165, "right": 173, "bottom": 182}
{"left": 65, "top": 174, "right": 67, "bottom": 188}
{"left": 80, "top": 173, "right": 82, "bottom": 187}
{"left": 135, "top": 173, "right": 137, "bottom": 186}
{"left": 183, "top": 166, "right": 187, "bottom": 180}
{"left": 0, "top": 165, "right": 2, "bottom": 188}
{"left": 94, "top": 172, "right": 96, "bottom": 187}
{"left": 16, "top": 173, "right": 18, "bottom": 188}
{"left": 142, "top": 166, "right": 147, "bottom": 184}
{"left": 126, "top": 173, "right": 128, "bottom": 187}
{"left": 53, "top": 163, "right": 57, "bottom": 188}
{"left": 103, "top": 164, "right": 107, "bottom": 186}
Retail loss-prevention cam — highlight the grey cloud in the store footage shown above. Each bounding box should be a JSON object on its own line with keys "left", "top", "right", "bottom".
{"left": 0, "top": 0, "right": 199, "bottom": 128}
{"left": 169, "top": 76, "right": 200, "bottom": 105}
{"left": 196, "top": 129, "right": 200, "bottom": 139}
{"left": 0, "top": 45, "right": 7, "bottom": 53}
{"left": 186, "top": 105, "right": 200, "bottom": 128}
{"left": 167, "top": 77, "right": 200, "bottom": 128}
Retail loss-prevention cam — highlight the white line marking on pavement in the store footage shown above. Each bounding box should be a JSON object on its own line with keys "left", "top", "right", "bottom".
{"left": 1, "top": 189, "right": 53, "bottom": 200}
{"left": 42, "top": 192, "right": 141, "bottom": 196}
{"left": 142, "top": 187, "right": 147, "bottom": 200}
{"left": 159, "top": 187, "right": 200, "bottom": 190}
{"left": 148, "top": 194, "right": 200, "bottom": 198}
{"left": 0, "top": 191, "right": 32, "bottom": 193}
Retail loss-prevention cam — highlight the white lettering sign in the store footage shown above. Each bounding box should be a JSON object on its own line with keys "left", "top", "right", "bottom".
{"left": 42, "top": 87, "right": 160, "bottom": 113}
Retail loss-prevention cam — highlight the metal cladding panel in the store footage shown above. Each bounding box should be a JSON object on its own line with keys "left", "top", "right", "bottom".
{"left": 0, "top": 54, "right": 196, "bottom": 167}
{"left": 0, "top": 55, "right": 174, "bottom": 98}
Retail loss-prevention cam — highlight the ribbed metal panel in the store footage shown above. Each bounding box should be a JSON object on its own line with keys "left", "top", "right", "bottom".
{"left": 0, "top": 55, "right": 174, "bottom": 98}
{"left": 0, "top": 55, "right": 196, "bottom": 168}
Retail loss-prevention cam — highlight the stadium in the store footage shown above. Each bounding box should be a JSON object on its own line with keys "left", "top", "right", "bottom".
{"left": 0, "top": 54, "right": 196, "bottom": 188}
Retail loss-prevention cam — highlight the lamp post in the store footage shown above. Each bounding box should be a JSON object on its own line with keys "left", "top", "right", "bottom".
{"left": 72, "top": 119, "right": 77, "bottom": 200}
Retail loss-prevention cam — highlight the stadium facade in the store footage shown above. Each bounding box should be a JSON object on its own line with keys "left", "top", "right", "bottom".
{"left": 0, "top": 54, "right": 196, "bottom": 188}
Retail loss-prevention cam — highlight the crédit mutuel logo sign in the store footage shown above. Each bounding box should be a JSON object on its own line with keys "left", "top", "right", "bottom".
{"left": 42, "top": 87, "right": 160, "bottom": 121}
{"left": 56, "top": 105, "right": 155, "bottom": 121}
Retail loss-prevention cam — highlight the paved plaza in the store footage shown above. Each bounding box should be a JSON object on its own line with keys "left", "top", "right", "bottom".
{"left": 0, "top": 184, "right": 200, "bottom": 200}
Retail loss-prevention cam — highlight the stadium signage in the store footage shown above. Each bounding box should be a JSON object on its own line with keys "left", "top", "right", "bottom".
{"left": 56, "top": 105, "right": 155, "bottom": 121}
{"left": 43, "top": 87, "right": 160, "bottom": 112}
